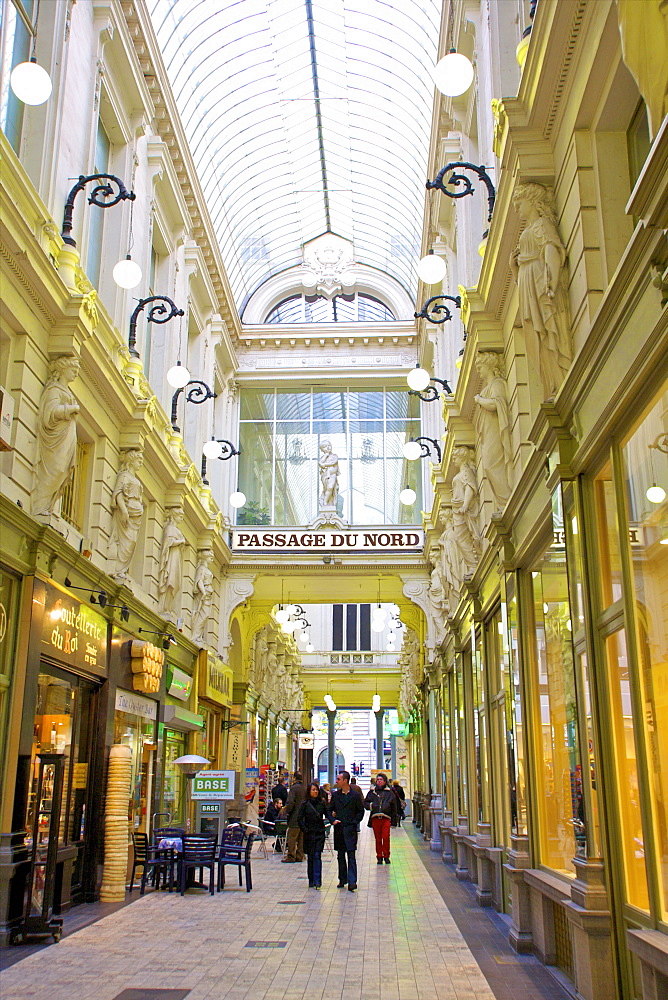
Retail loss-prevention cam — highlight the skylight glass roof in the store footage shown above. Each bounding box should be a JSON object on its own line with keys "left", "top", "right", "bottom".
{"left": 149, "top": 0, "right": 441, "bottom": 310}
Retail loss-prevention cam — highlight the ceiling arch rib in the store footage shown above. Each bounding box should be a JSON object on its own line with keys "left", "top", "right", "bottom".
{"left": 149, "top": 0, "right": 441, "bottom": 310}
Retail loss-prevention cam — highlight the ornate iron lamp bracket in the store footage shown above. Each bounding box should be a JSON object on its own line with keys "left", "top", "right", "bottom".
{"left": 409, "top": 377, "right": 452, "bottom": 403}
{"left": 128, "top": 295, "right": 184, "bottom": 359}
{"left": 171, "top": 381, "right": 217, "bottom": 434}
{"left": 61, "top": 173, "right": 135, "bottom": 247}
{"left": 200, "top": 440, "right": 241, "bottom": 484}
{"left": 414, "top": 294, "right": 461, "bottom": 324}
{"left": 426, "top": 161, "right": 496, "bottom": 224}
{"left": 412, "top": 437, "right": 442, "bottom": 463}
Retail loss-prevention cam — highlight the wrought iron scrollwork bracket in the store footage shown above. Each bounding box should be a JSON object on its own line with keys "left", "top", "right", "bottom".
{"left": 128, "top": 295, "right": 184, "bottom": 358}
{"left": 171, "top": 380, "right": 216, "bottom": 433}
{"left": 408, "top": 377, "right": 452, "bottom": 403}
{"left": 61, "top": 173, "right": 135, "bottom": 248}
{"left": 200, "top": 440, "right": 241, "bottom": 484}
{"left": 411, "top": 437, "right": 442, "bottom": 463}
{"left": 414, "top": 294, "right": 461, "bottom": 324}
{"left": 426, "top": 161, "right": 496, "bottom": 224}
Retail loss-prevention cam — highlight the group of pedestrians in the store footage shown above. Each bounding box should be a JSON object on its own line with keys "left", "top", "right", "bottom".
{"left": 266, "top": 770, "right": 406, "bottom": 892}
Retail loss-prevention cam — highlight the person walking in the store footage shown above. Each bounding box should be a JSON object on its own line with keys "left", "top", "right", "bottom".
{"left": 392, "top": 780, "right": 406, "bottom": 827}
{"left": 281, "top": 772, "right": 306, "bottom": 862}
{"left": 297, "top": 782, "right": 332, "bottom": 889}
{"left": 271, "top": 775, "right": 288, "bottom": 805}
{"left": 330, "top": 770, "right": 365, "bottom": 891}
{"left": 364, "top": 772, "right": 398, "bottom": 864}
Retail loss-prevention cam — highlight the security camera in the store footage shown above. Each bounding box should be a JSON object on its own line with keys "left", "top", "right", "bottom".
{"left": 323, "top": 554, "right": 332, "bottom": 564}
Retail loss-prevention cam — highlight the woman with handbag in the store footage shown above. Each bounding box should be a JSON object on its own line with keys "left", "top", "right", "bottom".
{"left": 297, "top": 782, "right": 332, "bottom": 889}
{"left": 364, "top": 772, "right": 398, "bottom": 864}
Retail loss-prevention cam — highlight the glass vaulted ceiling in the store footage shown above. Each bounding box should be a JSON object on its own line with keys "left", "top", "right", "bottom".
{"left": 149, "top": 0, "right": 441, "bottom": 310}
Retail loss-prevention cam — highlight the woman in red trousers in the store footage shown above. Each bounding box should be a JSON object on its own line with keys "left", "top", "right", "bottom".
{"left": 364, "top": 772, "right": 398, "bottom": 864}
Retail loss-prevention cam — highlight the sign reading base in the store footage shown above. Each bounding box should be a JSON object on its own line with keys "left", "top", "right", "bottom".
{"left": 192, "top": 770, "right": 236, "bottom": 800}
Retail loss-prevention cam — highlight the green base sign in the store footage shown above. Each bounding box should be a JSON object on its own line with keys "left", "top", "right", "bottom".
{"left": 192, "top": 770, "right": 236, "bottom": 800}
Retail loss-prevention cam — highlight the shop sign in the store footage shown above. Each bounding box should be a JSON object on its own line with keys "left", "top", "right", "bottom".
{"left": 201, "top": 803, "right": 220, "bottom": 814}
{"left": 73, "top": 762, "right": 88, "bottom": 789}
{"left": 231, "top": 528, "right": 423, "bottom": 552}
{"left": 166, "top": 665, "right": 192, "bottom": 701}
{"left": 115, "top": 688, "right": 158, "bottom": 720}
{"left": 199, "top": 653, "right": 233, "bottom": 707}
{"left": 298, "top": 732, "right": 314, "bottom": 749}
{"left": 41, "top": 582, "right": 107, "bottom": 676}
{"left": 192, "top": 770, "right": 236, "bottom": 800}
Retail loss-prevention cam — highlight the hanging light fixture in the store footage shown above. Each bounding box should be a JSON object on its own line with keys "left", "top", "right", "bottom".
{"left": 305, "top": 642, "right": 315, "bottom": 653}
{"left": 202, "top": 437, "right": 223, "bottom": 460}
{"left": 166, "top": 362, "right": 192, "bottom": 389}
{"left": 372, "top": 605, "right": 387, "bottom": 621}
{"left": 402, "top": 440, "right": 423, "bottom": 461}
{"left": 281, "top": 620, "right": 297, "bottom": 634}
{"left": 372, "top": 694, "right": 381, "bottom": 713}
{"left": 229, "top": 491, "right": 247, "bottom": 509}
{"left": 10, "top": 0, "right": 52, "bottom": 106}
{"left": 113, "top": 173, "right": 142, "bottom": 288}
{"left": 432, "top": 1, "right": 474, "bottom": 97}
{"left": 371, "top": 618, "right": 385, "bottom": 633}
{"left": 399, "top": 485, "right": 417, "bottom": 506}
{"left": 416, "top": 252, "right": 447, "bottom": 285}
{"left": 275, "top": 607, "right": 290, "bottom": 624}
{"left": 647, "top": 485, "right": 666, "bottom": 504}
{"left": 406, "top": 364, "right": 431, "bottom": 392}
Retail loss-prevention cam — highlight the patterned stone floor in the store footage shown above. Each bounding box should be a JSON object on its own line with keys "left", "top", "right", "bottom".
{"left": 1, "top": 827, "right": 566, "bottom": 1000}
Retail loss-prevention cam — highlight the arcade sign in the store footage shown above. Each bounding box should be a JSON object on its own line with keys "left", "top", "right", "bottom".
{"left": 231, "top": 528, "right": 423, "bottom": 553}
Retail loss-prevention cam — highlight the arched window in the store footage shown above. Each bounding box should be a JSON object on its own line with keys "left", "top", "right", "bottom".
{"left": 265, "top": 293, "right": 395, "bottom": 324}
{"left": 317, "top": 746, "right": 345, "bottom": 784}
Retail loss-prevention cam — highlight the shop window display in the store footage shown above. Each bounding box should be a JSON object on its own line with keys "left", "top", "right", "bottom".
{"left": 530, "top": 516, "right": 585, "bottom": 877}
{"left": 502, "top": 582, "right": 527, "bottom": 837}
{"left": 113, "top": 710, "right": 155, "bottom": 834}
{"left": 594, "top": 461, "right": 623, "bottom": 609}
{"left": 622, "top": 388, "right": 668, "bottom": 915}
{"left": 163, "top": 730, "right": 186, "bottom": 825}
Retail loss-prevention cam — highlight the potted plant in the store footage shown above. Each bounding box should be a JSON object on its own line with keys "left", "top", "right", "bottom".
{"left": 237, "top": 500, "right": 271, "bottom": 525}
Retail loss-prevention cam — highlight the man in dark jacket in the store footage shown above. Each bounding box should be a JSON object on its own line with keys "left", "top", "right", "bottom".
{"left": 281, "top": 772, "right": 306, "bottom": 862}
{"left": 330, "top": 770, "right": 365, "bottom": 891}
{"left": 271, "top": 776, "right": 288, "bottom": 805}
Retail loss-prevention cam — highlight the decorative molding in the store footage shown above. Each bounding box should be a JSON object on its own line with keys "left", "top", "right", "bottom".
{"left": 0, "top": 245, "right": 57, "bottom": 326}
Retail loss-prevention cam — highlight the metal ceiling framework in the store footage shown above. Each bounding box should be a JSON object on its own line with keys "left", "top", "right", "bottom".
{"left": 149, "top": 0, "right": 441, "bottom": 310}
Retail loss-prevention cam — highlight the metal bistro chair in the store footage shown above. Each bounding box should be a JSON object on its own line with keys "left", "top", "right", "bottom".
{"left": 140, "top": 843, "right": 177, "bottom": 896}
{"left": 130, "top": 832, "right": 150, "bottom": 891}
{"left": 217, "top": 833, "right": 255, "bottom": 892}
{"left": 239, "top": 821, "right": 268, "bottom": 858}
{"left": 179, "top": 835, "right": 218, "bottom": 896}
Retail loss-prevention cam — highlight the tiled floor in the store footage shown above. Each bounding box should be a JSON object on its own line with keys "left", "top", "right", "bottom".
{"left": 1, "top": 826, "right": 569, "bottom": 1000}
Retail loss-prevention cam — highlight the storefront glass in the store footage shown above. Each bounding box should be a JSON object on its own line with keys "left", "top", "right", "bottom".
{"left": 503, "top": 580, "right": 527, "bottom": 836}
{"left": 27, "top": 672, "right": 74, "bottom": 846}
{"left": 113, "top": 708, "right": 155, "bottom": 834}
{"left": 530, "top": 515, "right": 585, "bottom": 876}
{"left": 472, "top": 628, "right": 488, "bottom": 825}
{"left": 442, "top": 672, "right": 452, "bottom": 813}
{"left": 163, "top": 729, "right": 186, "bottom": 825}
{"left": 606, "top": 628, "right": 650, "bottom": 911}
{"left": 594, "top": 461, "right": 623, "bottom": 608}
{"left": 622, "top": 388, "right": 668, "bottom": 915}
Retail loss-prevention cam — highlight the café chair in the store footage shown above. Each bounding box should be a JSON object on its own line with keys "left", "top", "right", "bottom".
{"left": 218, "top": 833, "right": 255, "bottom": 892}
{"left": 179, "top": 835, "right": 218, "bottom": 896}
{"left": 139, "top": 844, "right": 177, "bottom": 895}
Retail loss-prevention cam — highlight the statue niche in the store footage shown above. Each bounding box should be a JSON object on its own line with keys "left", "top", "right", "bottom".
{"left": 31, "top": 355, "right": 80, "bottom": 517}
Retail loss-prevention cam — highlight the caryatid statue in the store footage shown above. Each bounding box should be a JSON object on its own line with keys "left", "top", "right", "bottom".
{"left": 474, "top": 352, "right": 513, "bottom": 509}
{"left": 108, "top": 449, "right": 145, "bottom": 582}
{"left": 158, "top": 506, "right": 186, "bottom": 617}
{"left": 192, "top": 549, "right": 214, "bottom": 646}
{"left": 31, "top": 355, "right": 80, "bottom": 517}
{"left": 451, "top": 446, "right": 482, "bottom": 581}
{"left": 510, "top": 182, "right": 572, "bottom": 400}
{"left": 318, "top": 439, "right": 340, "bottom": 509}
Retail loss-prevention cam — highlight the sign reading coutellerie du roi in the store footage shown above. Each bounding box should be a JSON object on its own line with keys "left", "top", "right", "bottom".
{"left": 41, "top": 581, "right": 107, "bottom": 676}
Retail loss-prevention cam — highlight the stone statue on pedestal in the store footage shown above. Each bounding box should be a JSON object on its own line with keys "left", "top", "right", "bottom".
{"left": 31, "top": 356, "right": 80, "bottom": 517}
{"left": 511, "top": 182, "right": 571, "bottom": 400}
{"left": 318, "top": 440, "right": 340, "bottom": 509}
{"left": 192, "top": 549, "right": 214, "bottom": 646}
{"left": 474, "top": 352, "right": 513, "bottom": 509}
{"left": 158, "top": 506, "right": 186, "bottom": 617}
{"left": 451, "top": 446, "right": 481, "bottom": 582}
{"left": 108, "top": 449, "right": 144, "bottom": 582}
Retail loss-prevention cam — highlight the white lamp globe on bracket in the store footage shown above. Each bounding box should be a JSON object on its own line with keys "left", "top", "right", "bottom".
{"left": 402, "top": 440, "right": 423, "bottom": 461}
{"left": 167, "top": 361, "right": 192, "bottom": 389}
{"left": 372, "top": 605, "right": 387, "bottom": 621}
{"left": 417, "top": 252, "right": 447, "bottom": 285}
{"left": 229, "top": 491, "right": 247, "bottom": 509}
{"left": 432, "top": 50, "right": 474, "bottom": 97}
{"left": 371, "top": 618, "right": 386, "bottom": 633}
{"left": 305, "top": 642, "right": 315, "bottom": 653}
{"left": 406, "top": 365, "right": 431, "bottom": 392}
{"left": 10, "top": 59, "right": 52, "bottom": 105}
{"left": 646, "top": 485, "right": 666, "bottom": 504}
{"left": 202, "top": 437, "right": 223, "bottom": 460}
{"left": 112, "top": 255, "right": 142, "bottom": 289}
{"left": 275, "top": 607, "right": 290, "bottom": 625}
{"left": 372, "top": 694, "right": 381, "bottom": 713}
{"left": 281, "top": 620, "right": 297, "bottom": 635}
{"left": 399, "top": 485, "right": 417, "bottom": 506}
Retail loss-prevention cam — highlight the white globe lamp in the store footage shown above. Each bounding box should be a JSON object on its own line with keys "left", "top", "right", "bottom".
{"left": 371, "top": 619, "right": 385, "bottom": 633}
{"left": 432, "top": 51, "right": 474, "bottom": 97}
{"left": 406, "top": 366, "right": 431, "bottom": 392}
{"left": 229, "top": 491, "right": 247, "bottom": 508}
{"left": 403, "top": 440, "right": 423, "bottom": 461}
{"left": 275, "top": 607, "right": 290, "bottom": 624}
{"left": 10, "top": 60, "right": 52, "bottom": 105}
{"left": 646, "top": 485, "right": 666, "bottom": 504}
{"left": 372, "top": 605, "right": 387, "bottom": 620}
{"left": 166, "top": 363, "right": 191, "bottom": 389}
{"left": 417, "top": 253, "right": 446, "bottom": 285}
{"left": 281, "top": 620, "right": 296, "bottom": 634}
{"left": 202, "top": 438, "right": 222, "bottom": 460}
{"left": 399, "top": 486, "right": 417, "bottom": 506}
{"left": 112, "top": 255, "right": 142, "bottom": 289}
{"left": 306, "top": 643, "right": 315, "bottom": 653}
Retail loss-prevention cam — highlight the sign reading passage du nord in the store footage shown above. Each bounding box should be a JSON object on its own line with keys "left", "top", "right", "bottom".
{"left": 231, "top": 528, "right": 423, "bottom": 552}
{"left": 192, "top": 770, "right": 236, "bottom": 800}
